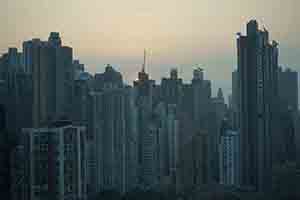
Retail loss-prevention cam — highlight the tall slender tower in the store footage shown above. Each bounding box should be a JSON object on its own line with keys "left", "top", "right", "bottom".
{"left": 138, "top": 49, "right": 149, "bottom": 82}
{"left": 133, "top": 49, "right": 157, "bottom": 188}
{"left": 237, "top": 20, "right": 279, "bottom": 191}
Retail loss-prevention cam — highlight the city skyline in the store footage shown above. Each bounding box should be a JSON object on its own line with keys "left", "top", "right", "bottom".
{"left": 1, "top": 0, "right": 300, "bottom": 98}
{"left": 1, "top": 15, "right": 300, "bottom": 199}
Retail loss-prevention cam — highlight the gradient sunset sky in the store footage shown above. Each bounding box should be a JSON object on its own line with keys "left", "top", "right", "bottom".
{"left": 1, "top": 0, "right": 299, "bottom": 98}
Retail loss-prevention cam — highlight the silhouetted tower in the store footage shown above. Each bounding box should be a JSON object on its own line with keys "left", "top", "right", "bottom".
{"left": 133, "top": 49, "right": 157, "bottom": 187}
{"left": 138, "top": 49, "right": 149, "bottom": 82}
{"left": 161, "top": 68, "right": 183, "bottom": 105}
{"left": 237, "top": 20, "right": 279, "bottom": 192}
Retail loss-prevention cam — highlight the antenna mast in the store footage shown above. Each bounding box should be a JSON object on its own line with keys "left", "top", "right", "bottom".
{"left": 142, "top": 49, "right": 146, "bottom": 73}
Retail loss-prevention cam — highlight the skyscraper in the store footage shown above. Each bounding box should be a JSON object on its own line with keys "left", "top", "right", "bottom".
{"left": 211, "top": 88, "right": 227, "bottom": 181}
{"left": 191, "top": 67, "right": 212, "bottom": 128}
{"left": 0, "top": 48, "right": 30, "bottom": 133}
{"left": 133, "top": 51, "right": 157, "bottom": 188}
{"left": 275, "top": 67, "right": 298, "bottom": 163}
{"left": 23, "top": 33, "right": 74, "bottom": 127}
{"left": 153, "top": 102, "right": 180, "bottom": 187}
{"left": 231, "top": 70, "right": 239, "bottom": 130}
{"left": 219, "top": 119, "right": 240, "bottom": 186}
{"left": 20, "top": 122, "right": 87, "bottom": 200}
{"left": 177, "top": 130, "right": 210, "bottom": 192}
{"left": 0, "top": 104, "right": 5, "bottom": 130}
{"left": 278, "top": 67, "right": 298, "bottom": 112}
{"left": 237, "top": 20, "right": 279, "bottom": 191}
{"left": 0, "top": 104, "right": 12, "bottom": 200}
{"left": 88, "top": 66, "right": 138, "bottom": 194}
{"left": 161, "top": 68, "right": 183, "bottom": 105}
{"left": 72, "top": 71, "right": 93, "bottom": 125}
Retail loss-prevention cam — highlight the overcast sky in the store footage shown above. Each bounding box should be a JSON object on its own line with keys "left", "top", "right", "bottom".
{"left": 0, "top": 0, "right": 299, "bottom": 98}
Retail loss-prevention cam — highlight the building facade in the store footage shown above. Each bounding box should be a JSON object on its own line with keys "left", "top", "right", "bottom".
{"left": 23, "top": 33, "right": 74, "bottom": 127}
{"left": 18, "top": 123, "right": 87, "bottom": 200}
{"left": 278, "top": 67, "right": 298, "bottom": 112}
{"left": 177, "top": 131, "right": 210, "bottom": 192}
{"left": 87, "top": 65, "right": 138, "bottom": 194}
{"left": 237, "top": 20, "right": 279, "bottom": 191}
{"left": 219, "top": 130, "right": 240, "bottom": 186}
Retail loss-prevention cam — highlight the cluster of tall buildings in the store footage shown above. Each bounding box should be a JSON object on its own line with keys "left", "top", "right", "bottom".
{"left": 0, "top": 19, "right": 299, "bottom": 200}
{"left": 0, "top": 32, "right": 228, "bottom": 200}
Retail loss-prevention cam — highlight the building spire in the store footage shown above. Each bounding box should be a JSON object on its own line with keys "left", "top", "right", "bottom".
{"left": 142, "top": 48, "right": 146, "bottom": 73}
{"left": 137, "top": 49, "right": 149, "bottom": 82}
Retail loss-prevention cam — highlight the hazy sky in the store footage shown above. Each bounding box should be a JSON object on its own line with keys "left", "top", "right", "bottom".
{"left": 1, "top": 0, "right": 299, "bottom": 98}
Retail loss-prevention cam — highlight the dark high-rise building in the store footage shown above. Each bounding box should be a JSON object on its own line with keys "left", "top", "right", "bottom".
{"left": 296, "top": 112, "right": 300, "bottom": 168}
{"left": 19, "top": 124, "right": 87, "bottom": 200}
{"left": 72, "top": 72, "right": 93, "bottom": 125}
{"left": 54, "top": 46, "right": 74, "bottom": 119}
{"left": 0, "top": 104, "right": 5, "bottom": 130}
{"left": 231, "top": 70, "right": 239, "bottom": 129}
{"left": 23, "top": 39, "right": 47, "bottom": 75}
{"left": 279, "top": 109, "right": 297, "bottom": 162}
{"left": 87, "top": 66, "right": 139, "bottom": 194}
{"left": 133, "top": 50, "right": 158, "bottom": 188}
{"left": 94, "top": 64, "right": 123, "bottom": 91}
{"left": 211, "top": 88, "right": 227, "bottom": 181}
{"left": 23, "top": 33, "right": 74, "bottom": 127}
{"left": 276, "top": 67, "right": 298, "bottom": 163}
{"left": 15, "top": 73, "right": 33, "bottom": 130}
{"left": 177, "top": 130, "right": 210, "bottom": 192}
{"left": 0, "top": 105, "right": 13, "bottom": 200}
{"left": 191, "top": 67, "right": 212, "bottom": 128}
{"left": 161, "top": 68, "right": 183, "bottom": 105}
{"left": 0, "top": 79, "right": 8, "bottom": 129}
{"left": 237, "top": 20, "right": 279, "bottom": 191}
{"left": 0, "top": 48, "right": 30, "bottom": 133}
{"left": 278, "top": 67, "right": 298, "bottom": 112}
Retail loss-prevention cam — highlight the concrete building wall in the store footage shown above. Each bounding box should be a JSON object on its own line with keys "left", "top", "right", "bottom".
{"left": 219, "top": 131, "right": 240, "bottom": 186}
{"left": 18, "top": 125, "right": 87, "bottom": 200}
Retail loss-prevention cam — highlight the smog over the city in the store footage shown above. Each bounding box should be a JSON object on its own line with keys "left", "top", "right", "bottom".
{"left": 0, "top": 0, "right": 299, "bottom": 200}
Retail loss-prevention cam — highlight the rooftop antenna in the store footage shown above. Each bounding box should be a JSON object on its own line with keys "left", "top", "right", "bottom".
{"left": 142, "top": 49, "right": 146, "bottom": 73}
